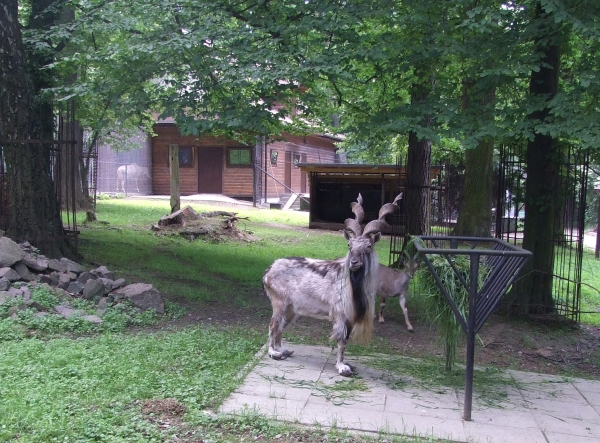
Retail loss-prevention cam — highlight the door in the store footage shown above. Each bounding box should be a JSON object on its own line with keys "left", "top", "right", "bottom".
{"left": 197, "top": 147, "right": 223, "bottom": 193}
{"left": 300, "top": 153, "right": 307, "bottom": 193}
{"left": 285, "top": 151, "right": 292, "bottom": 190}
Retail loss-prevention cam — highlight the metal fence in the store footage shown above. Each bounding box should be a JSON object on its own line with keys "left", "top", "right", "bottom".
{"left": 96, "top": 136, "right": 152, "bottom": 195}
{"left": 387, "top": 146, "right": 589, "bottom": 322}
{"left": 496, "top": 144, "right": 589, "bottom": 321}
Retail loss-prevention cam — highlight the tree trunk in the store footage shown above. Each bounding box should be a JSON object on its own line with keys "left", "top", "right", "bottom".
{"left": 454, "top": 141, "right": 494, "bottom": 236}
{"left": 0, "top": 0, "right": 68, "bottom": 258}
{"left": 515, "top": 2, "right": 561, "bottom": 315}
{"left": 455, "top": 80, "right": 495, "bottom": 237}
{"left": 404, "top": 65, "right": 433, "bottom": 237}
{"left": 405, "top": 131, "right": 432, "bottom": 236}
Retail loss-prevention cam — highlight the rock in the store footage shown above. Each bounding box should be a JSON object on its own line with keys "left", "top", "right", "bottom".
{"left": 112, "top": 278, "right": 126, "bottom": 289}
{"left": 66, "top": 281, "right": 85, "bottom": 295}
{"left": 82, "top": 314, "right": 103, "bottom": 324}
{"left": 48, "top": 259, "right": 65, "bottom": 272}
{"left": 97, "top": 277, "right": 117, "bottom": 292}
{"left": 54, "top": 305, "right": 102, "bottom": 324}
{"left": 0, "top": 291, "right": 14, "bottom": 304}
{"left": 53, "top": 287, "right": 74, "bottom": 303}
{"left": 93, "top": 266, "right": 115, "bottom": 280}
{"left": 0, "top": 277, "right": 10, "bottom": 291}
{"left": 58, "top": 273, "right": 73, "bottom": 290}
{"left": 0, "top": 267, "right": 21, "bottom": 282}
{"left": 78, "top": 271, "right": 96, "bottom": 284}
{"left": 40, "top": 274, "right": 59, "bottom": 286}
{"left": 54, "top": 305, "right": 86, "bottom": 318}
{"left": 20, "top": 286, "right": 32, "bottom": 300}
{"left": 82, "top": 279, "right": 107, "bottom": 300}
{"left": 60, "top": 258, "right": 85, "bottom": 274}
{"left": 7, "top": 287, "right": 24, "bottom": 298}
{"left": 0, "top": 237, "right": 25, "bottom": 267}
{"left": 8, "top": 303, "right": 28, "bottom": 316}
{"left": 112, "top": 283, "right": 164, "bottom": 314}
{"left": 22, "top": 253, "right": 49, "bottom": 272}
{"left": 25, "top": 299, "right": 45, "bottom": 311}
{"left": 14, "top": 262, "right": 35, "bottom": 282}
{"left": 96, "top": 297, "right": 109, "bottom": 315}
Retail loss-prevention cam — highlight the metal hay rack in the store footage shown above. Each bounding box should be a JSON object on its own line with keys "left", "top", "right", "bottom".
{"left": 414, "top": 235, "right": 532, "bottom": 421}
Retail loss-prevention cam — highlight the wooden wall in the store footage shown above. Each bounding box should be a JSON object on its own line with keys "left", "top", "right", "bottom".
{"left": 151, "top": 124, "right": 339, "bottom": 199}
{"left": 262, "top": 133, "right": 337, "bottom": 200}
{"left": 151, "top": 124, "right": 247, "bottom": 196}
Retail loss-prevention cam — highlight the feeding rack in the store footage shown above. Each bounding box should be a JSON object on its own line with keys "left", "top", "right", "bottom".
{"left": 413, "top": 236, "right": 532, "bottom": 421}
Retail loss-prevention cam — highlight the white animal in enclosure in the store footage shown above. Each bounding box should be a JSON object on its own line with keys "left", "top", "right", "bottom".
{"left": 263, "top": 193, "right": 401, "bottom": 376}
{"left": 377, "top": 255, "right": 419, "bottom": 331}
{"left": 116, "top": 164, "right": 150, "bottom": 193}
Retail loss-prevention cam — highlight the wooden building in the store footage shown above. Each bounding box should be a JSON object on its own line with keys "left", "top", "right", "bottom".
{"left": 151, "top": 123, "right": 340, "bottom": 202}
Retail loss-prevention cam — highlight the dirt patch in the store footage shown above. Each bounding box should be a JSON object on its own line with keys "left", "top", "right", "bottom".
{"left": 141, "top": 398, "right": 187, "bottom": 418}
{"left": 140, "top": 397, "right": 188, "bottom": 432}
{"left": 158, "top": 291, "right": 600, "bottom": 380}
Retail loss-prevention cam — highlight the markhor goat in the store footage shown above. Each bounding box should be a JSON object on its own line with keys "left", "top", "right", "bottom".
{"left": 263, "top": 194, "right": 400, "bottom": 376}
{"left": 377, "top": 255, "right": 419, "bottom": 330}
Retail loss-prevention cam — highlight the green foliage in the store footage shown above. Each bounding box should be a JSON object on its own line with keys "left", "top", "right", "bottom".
{"left": 0, "top": 327, "right": 264, "bottom": 442}
{"left": 363, "top": 354, "right": 516, "bottom": 408}
{"left": 20, "top": 0, "right": 600, "bottom": 160}
{"left": 31, "top": 285, "right": 61, "bottom": 310}
{"left": 0, "top": 282, "right": 173, "bottom": 341}
{"left": 415, "top": 255, "right": 488, "bottom": 371}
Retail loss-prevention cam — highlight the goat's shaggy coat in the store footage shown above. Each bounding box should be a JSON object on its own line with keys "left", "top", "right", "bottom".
{"left": 263, "top": 232, "right": 381, "bottom": 376}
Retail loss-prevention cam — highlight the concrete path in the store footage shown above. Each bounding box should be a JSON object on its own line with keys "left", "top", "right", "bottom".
{"left": 128, "top": 193, "right": 255, "bottom": 207}
{"left": 219, "top": 343, "right": 600, "bottom": 443}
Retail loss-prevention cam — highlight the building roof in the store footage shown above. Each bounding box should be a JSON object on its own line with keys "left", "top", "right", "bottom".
{"left": 298, "top": 163, "right": 443, "bottom": 175}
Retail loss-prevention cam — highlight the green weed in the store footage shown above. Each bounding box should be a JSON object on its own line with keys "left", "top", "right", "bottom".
{"left": 0, "top": 326, "right": 263, "bottom": 442}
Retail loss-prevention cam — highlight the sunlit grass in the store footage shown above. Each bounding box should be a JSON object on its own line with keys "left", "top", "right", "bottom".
{"left": 78, "top": 199, "right": 390, "bottom": 305}
{"left": 580, "top": 250, "right": 600, "bottom": 324}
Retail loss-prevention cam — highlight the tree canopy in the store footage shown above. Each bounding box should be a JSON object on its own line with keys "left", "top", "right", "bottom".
{"left": 5, "top": 0, "right": 600, "bottom": 311}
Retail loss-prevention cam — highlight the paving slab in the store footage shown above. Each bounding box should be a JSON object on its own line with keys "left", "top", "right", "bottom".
{"left": 218, "top": 343, "right": 600, "bottom": 442}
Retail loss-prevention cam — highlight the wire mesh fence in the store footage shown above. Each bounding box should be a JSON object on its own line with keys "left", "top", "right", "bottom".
{"left": 97, "top": 137, "right": 152, "bottom": 195}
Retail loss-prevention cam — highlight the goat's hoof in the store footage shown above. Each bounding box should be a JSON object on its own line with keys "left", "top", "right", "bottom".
{"left": 378, "top": 318, "right": 385, "bottom": 324}
{"left": 337, "top": 364, "right": 354, "bottom": 377}
{"left": 269, "top": 349, "right": 293, "bottom": 360}
{"left": 407, "top": 328, "right": 414, "bottom": 333}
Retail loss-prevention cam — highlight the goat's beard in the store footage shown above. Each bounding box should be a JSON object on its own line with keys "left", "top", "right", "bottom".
{"left": 349, "top": 266, "right": 367, "bottom": 323}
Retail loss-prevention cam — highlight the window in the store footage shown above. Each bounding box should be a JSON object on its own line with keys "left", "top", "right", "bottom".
{"left": 179, "top": 146, "right": 194, "bottom": 167}
{"left": 293, "top": 153, "right": 301, "bottom": 168}
{"left": 270, "top": 150, "right": 278, "bottom": 166}
{"left": 227, "top": 148, "right": 253, "bottom": 167}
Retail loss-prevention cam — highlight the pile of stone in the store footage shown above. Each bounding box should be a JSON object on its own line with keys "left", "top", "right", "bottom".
{"left": 0, "top": 235, "right": 165, "bottom": 324}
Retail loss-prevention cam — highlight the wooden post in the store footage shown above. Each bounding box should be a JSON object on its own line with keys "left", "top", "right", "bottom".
{"left": 169, "top": 144, "right": 180, "bottom": 214}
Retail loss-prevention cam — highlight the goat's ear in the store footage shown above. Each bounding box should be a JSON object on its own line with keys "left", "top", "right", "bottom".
{"left": 370, "top": 232, "right": 382, "bottom": 243}
{"left": 343, "top": 229, "right": 353, "bottom": 241}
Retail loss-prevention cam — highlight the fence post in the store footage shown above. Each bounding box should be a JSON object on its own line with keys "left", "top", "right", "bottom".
{"left": 169, "top": 144, "right": 180, "bottom": 213}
